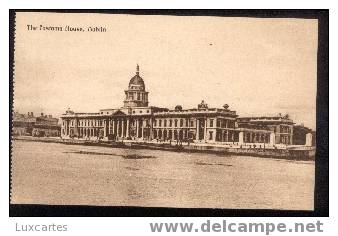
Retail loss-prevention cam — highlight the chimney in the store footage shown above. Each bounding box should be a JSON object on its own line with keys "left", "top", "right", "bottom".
{"left": 41, "top": 112, "right": 44, "bottom": 117}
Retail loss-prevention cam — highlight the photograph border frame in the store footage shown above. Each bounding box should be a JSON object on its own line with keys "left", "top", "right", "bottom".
{"left": 9, "top": 9, "right": 329, "bottom": 217}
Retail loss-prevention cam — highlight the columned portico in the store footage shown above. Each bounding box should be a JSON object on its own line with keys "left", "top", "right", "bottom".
{"left": 136, "top": 119, "right": 139, "bottom": 138}
{"left": 108, "top": 119, "right": 111, "bottom": 135}
{"left": 126, "top": 119, "right": 130, "bottom": 137}
{"left": 196, "top": 119, "right": 200, "bottom": 140}
{"left": 103, "top": 120, "right": 107, "bottom": 137}
{"left": 141, "top": 120, "right": 144, "bottom": 139}
{"left": 121, "top": 119, "right": 125, "bottom": 137}
{"left": 117, "top": 119, "right": 120, "bottom": 137}
{"left": 203, "top": 117, "right": 207, "bottom": 142}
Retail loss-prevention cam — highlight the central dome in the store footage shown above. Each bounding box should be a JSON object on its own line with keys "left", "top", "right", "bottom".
{"left": 124, "top": 64, "right": 149, "bottom": 108}
{"left": 129, "top": 74, "right": 145, "bottom": 88}
{"left": 128, "top": 64, "right": 145, "bottom": 90}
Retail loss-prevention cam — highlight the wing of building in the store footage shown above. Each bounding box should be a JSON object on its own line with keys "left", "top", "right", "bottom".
{"left": 60, "top": 65, "right": 313, "bottom": 147}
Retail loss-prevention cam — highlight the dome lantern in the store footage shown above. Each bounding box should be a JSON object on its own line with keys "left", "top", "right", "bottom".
{"left": 136, "top": 64, "right": 139, "bottom": 75}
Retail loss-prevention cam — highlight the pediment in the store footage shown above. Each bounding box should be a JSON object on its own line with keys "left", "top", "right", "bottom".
{"left": 112, "top": 110, "right": 126, "bottom": 116}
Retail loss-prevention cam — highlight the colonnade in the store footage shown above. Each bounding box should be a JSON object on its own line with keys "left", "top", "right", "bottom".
{"left": 238, "top": 131, "right": 275, "bottom": 145}
{"left": 63, "top": 116, "right": 278, "bottom": 145}
{"left": 104, "top": 118, "right": 130, "bottom": 138}
{"left": 242, "top": 131, "right": 270, "bottom": 143}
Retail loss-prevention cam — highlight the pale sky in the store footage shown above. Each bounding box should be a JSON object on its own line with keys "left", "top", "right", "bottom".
{"left": 14, "top": 12, "right": 318, "bottom": 129}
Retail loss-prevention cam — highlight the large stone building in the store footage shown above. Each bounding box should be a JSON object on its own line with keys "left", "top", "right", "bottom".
{"left": 60, "top": 65, "right": 311, "bottom": 146}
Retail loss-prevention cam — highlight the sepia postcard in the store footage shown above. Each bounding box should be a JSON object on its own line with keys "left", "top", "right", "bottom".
{"left": 10, "top": 11, "right": 321, "bottom": 215}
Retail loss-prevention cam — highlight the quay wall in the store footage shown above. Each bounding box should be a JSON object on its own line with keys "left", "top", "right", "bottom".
{"left": 12, "top": 136, "right": 315, "bottom": 160}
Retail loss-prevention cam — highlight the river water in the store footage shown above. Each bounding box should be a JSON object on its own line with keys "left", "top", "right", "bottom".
{"left": 11, "top": 140, "right": 314, "bottom": 210}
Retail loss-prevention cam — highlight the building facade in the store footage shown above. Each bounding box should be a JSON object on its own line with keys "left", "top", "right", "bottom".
{"left": 237, "top": 115, "right": 294, "bottom": 145}
{"left": 13, "top": 112, "right": 61, "bottom": 137}
{"left": 60, "top": 65, "right": 312, "bottom": 146}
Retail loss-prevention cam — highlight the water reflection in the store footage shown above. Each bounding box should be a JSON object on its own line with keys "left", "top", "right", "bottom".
{"left": 11, "top": 140, "right": 315, "bottom": 210}
{"left": 194, "top": 161, "right": 233, "bottom": 167}
{"left": 64, "top": 150, "right": 157, "bottom": 159}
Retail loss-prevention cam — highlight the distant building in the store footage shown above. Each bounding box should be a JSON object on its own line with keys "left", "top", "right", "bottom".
{"left": 60, "top": 65, "right": 314, "bottom": 146}
{"left": 293, "top": 124, "right": 316, "bottom": 146}
{"left": 12, "top": 112, "right": 61, "bottom": 137}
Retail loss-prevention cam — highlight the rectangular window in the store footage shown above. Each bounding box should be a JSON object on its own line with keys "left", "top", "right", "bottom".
{"left": 209, "top": 131, "right": 213, "bottom": 140}
{"left": 210, "top": 119, "right": 214, "bottom": 127}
